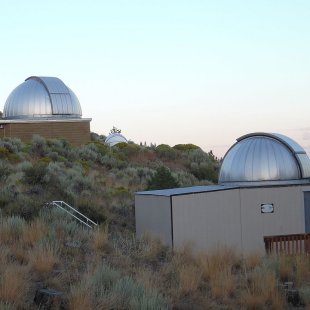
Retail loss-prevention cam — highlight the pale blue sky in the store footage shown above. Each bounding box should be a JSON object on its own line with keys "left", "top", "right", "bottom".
{"left": 1, "top": 0, "right": 310, "bottom": 157}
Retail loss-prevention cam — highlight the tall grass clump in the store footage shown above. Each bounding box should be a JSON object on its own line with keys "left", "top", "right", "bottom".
{"left": 107, "top": 276, "right": 168, "bottom": 310}
{"left": 22, "top": 219, "right": 48, "bottom": 246}
{"left": 0, "top": 216, "right": 26, "bottom": 242}
{"left": 93, "top": 225, "right": 109, "bottom": 251}
{"left": 28, "top": 243, "right": 59, "bottom": 273}
{"left": 240, "top": 264, "right": 284, "bottom": 309}
{"left": 69, "top": 264, "right": 168, "bottom": 309}
{"left": 0, "top": 265, "right": 29, "bottom": 306}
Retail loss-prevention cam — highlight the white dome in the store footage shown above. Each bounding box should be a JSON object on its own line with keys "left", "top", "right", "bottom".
{"left": 219, "top": 133, "right": 310, "bottom": 185}
{"left": 105, "top": 133, "right": 128, "bottom": 147}
{"left": 3, "top": 76, "right": 82, "bottom": 119}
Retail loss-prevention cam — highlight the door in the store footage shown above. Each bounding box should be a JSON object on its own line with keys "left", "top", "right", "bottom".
{"left": 304, "top": 192, "right": 310, "bottom": 233}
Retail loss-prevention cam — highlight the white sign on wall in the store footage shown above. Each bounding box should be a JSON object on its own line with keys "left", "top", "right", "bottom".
{"left": 261, "top": 203, "right": 274, "bottom": 214}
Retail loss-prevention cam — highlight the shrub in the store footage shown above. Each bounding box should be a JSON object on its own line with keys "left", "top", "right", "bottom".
{"left": 92, "top": 264, "right": 120, "bottom": 292}
{"left": 173, "top": 144, "right": 200, "bottom": 151}
{"left": 117, "top": 143, "right": 140, "bottom": 157}
{"left": 156, "top": 144, "right": 177, "bottom": 160}
{"left": 0, "top": 138, "right": 24, "bottom": 154}
{"left": 147, "top": 166, "right": 179, "bottom": 190}
{"left": 0, "top": 160, "right": 11, "bottom": 182}
{"left": 110, "top": 277, "right": 168, "bottom": 310}
{"left": 77, "top": 143, "right": 99, "bottom": 162}
{"left": 174, "top": 170, "right": 198, "bottom": 187}
{"left": 0, "top": 147, "right": 10, "bottom": 159}
{"left": 23, "top": 162, "right": 47, "bottom": 185}
{"left": 31, "top": 135, "right": 47, "bottom": 157}
{"left": 0, "top": 186, "right": 15, "bottom": 208}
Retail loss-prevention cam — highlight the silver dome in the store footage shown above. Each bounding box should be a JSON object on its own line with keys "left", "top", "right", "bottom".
{"left": 105, "top": 133, "right": 128, "bottom": 147}
{"left": 219, "top": 133, "right": 310, "bottom": 184}
{"left": 3, "top": 76, "right": 82, "bottom": 119}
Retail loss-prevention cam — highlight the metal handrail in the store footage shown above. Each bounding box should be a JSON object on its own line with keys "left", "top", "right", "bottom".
{"left": 48, "top": 201, "right": 98, "bottom": 229}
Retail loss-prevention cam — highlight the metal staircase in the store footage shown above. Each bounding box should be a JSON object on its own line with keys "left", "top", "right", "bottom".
{"left": 47, "top": 201, "right": 98, "bottom": 229}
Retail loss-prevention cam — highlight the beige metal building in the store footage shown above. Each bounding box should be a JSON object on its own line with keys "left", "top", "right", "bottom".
{"left": 135, "top": 133, "right": 310, "bottom": 254}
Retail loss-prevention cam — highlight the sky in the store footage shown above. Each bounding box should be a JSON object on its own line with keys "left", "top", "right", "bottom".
{"left": 0, "top": 0, "right": 310, "bottom": 157}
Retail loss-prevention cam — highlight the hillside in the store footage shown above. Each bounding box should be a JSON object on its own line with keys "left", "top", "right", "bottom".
{"left": 0, "top": 135, "right": 310, "bottom": 309}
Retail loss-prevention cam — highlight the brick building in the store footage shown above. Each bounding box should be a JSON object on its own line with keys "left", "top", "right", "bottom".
{"left": 0, "top": 76, "right": 91, "bottom": 145}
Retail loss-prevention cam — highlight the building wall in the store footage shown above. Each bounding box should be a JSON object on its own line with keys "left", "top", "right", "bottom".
{"left": 172, "top": 189, "right": 242, "bottom": 253}
{"left": 239, "top": 185, "right": 310, "bottom": 253}
{"left": 0, "top": 121, "right": 90, "bottom": 145}
{"left": 135, "top": 185, "right": 310, "bottom": 255}
{"left": 135, "top": 195, "right": 172, "bottom": 246}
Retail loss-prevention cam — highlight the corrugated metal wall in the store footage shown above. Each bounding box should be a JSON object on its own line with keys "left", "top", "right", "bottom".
{"left": 135, "top": 195, "right": 172, "bottom": 247}
{"left": 172, "top": 189, "right": 242, "bottom": 252}
{"left": 135, "top": 185, "right": 310, "bottom": 254}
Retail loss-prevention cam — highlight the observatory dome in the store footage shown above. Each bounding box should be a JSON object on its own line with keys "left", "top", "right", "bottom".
{"left": 105, "top": 133, "right": 128, "bottom": 147}
{"left": 3, "top": 76, "right": 82, "bottom": 119}
{"left": 219, "top": 133, "right": 310, "bottom": 185}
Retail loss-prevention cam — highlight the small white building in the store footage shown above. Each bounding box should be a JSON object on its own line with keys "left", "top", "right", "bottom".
{"left": 135, "top": 133, "right": 310, "bottom": 254}
{"left": 105, "top": 133, "right": 128, "bottom": 147}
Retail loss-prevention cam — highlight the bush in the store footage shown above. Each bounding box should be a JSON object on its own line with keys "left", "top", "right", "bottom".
{"left": 0, "top": 160, "right": 11, "bottom": 182}
{"left": 173, "top": 144, "right": 200, "bottom": 151}
{"left": 117, "top": 143, "right": 140, "bottom": 157}
{"left": 156, "top": 144, "right": 177, "bottom": 160}
{"left": 31, "top": 135, "right": 47, "bottom": 157}
{"left": 147, "top": 166, "right": 179, "bottom": 190}
{"left": 23, "top": 162, "right": 47, "bottom": 185}
{"left": 0, "top": 147, "right": 10, "bottom": 159}
{"left": 0, "top": 138, "right": 24, "bottom": 154}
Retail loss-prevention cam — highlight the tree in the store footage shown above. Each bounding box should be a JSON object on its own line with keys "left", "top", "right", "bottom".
{"left": 147, "top": 166, "right": 179, "bottom": 190}
{"left": 0, "top": 111, "right": 2, "bottom": 118}
{"left": 109, "top": 126, "right": 122, "bottom": 134}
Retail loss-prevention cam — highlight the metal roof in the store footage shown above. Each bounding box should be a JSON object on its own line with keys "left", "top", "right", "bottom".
{"left": 219, "top": 132, "right": 310, "bottom": 184}
{"left": 3, "top": 76, "right": 82, "bottom": 119}
{"left": 136, "top": 185, "right": 238, "bottom": 197}
{"left": 136, "top": 179, "right": 310, "bottom": 197}
{"left": 105, "top": 133, "right": 128, "bottom": 147}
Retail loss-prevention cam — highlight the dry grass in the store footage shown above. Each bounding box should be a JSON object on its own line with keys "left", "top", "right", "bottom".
{"left": 9, "top": 243, "right": 29, "bottom": 265}
{"left": 178, "top": 264, "right": 202, "bottom": 295}
{"left": 0, "top": 245, "right": 10, "bottom": 266}
{"left": 28, "top": 244, "right": 59, "bottom": 273}
{"left": 69, "top": 286, "right": 93, "bottom": 310}
{"left": 93, "top": 225, "right": 109, "bottom": 251}
{"left": 209, "top": 268, "right": 235, "bottom": 300}
{"left": 22, "top": 220, "right": 48, "bottom": 246}
{"left": 277, "top": 255, "right": 294, "bottom": 282}
{"left": 198, "top": 247, "right": 240, "bottom": 281}
{"left": 1, "top": 214, "right": 310, "bottom": 310}
{"left": 295, "top": 255, "right": 310, "bottom": 285}
{"left": 240, "top": 266, "right": 284, "bottom": 309}
{"left": 244, "top": 253, "right": 262, "bottom": 270}
{"left": 0, "top": 265, "right": 29, "bottom": 305}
